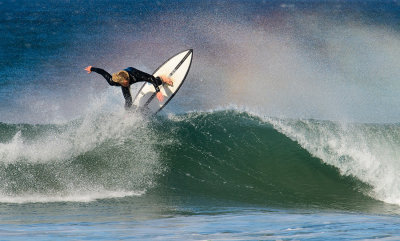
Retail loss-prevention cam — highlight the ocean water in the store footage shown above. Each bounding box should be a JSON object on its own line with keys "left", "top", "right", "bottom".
{"left": 1, "top": 0, "right": 400, "bottom": 240}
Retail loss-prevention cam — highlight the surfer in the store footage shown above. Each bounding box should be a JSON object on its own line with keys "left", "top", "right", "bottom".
{"left": 84, "top": 66, "right": 173, "bottom": 109}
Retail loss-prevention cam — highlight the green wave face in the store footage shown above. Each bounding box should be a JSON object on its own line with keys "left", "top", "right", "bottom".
{"left": 0, "top": 111, "right": 397, "bottom": 212}
{"left": 151, "top": 111, "right": 376, "bottom": 210}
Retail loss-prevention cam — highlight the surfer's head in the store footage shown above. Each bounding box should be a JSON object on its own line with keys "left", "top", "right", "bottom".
{"left": 112, "top": 70, "right": 129, "bottom": 87}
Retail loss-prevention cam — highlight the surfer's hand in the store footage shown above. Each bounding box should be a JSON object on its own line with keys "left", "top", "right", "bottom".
{"left": 156, "top": 92, "right": 164, "bottom": 102}
{"left": 84, "top": 66, "right": 92, "bottom": 73}
{"left": 160, "top": 75, "right": 173, "bottom": 86}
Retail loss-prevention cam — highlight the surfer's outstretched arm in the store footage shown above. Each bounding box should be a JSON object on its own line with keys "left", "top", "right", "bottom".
{"left": 85, "top": 66, "right": 118, "bottom": 86}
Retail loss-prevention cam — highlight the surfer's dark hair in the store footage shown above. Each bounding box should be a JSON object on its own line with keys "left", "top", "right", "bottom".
{"left": 112, "top": 70, "right": 129, "bottom": 84}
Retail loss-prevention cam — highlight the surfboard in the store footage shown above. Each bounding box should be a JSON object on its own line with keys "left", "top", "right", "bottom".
{"left": 132, "top": 49, "right": 193, "bottom": 114}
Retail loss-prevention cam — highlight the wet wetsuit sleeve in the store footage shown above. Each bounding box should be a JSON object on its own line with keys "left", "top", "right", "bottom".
{"left": 91, "top": 67, "right": 119, "bottom": 86}
{"left": 121, "top": 86, "right": 132, "bottom": 109}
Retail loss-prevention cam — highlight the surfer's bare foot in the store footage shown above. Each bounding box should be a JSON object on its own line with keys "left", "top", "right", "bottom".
{"left": 160, "top": 75, "right": 173, "bottom": 86}
{"left": 156, "top": 91, "right": 164, "bottom": 102}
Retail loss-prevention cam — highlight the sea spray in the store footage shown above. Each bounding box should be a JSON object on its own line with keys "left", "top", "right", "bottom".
{"left": 3, "top": 7, "right": 400, "bottom": 124}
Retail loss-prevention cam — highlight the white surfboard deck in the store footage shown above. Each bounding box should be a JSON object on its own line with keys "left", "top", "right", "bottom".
{"left": 132, "top": 49, "right": 193, "bottom": 114}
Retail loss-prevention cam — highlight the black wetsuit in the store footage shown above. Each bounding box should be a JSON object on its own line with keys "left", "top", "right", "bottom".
{"left": 91, "top": 67, "right": 162, "bottom": 109}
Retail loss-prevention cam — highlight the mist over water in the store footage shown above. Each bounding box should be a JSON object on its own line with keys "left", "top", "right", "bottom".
{"left": 2, "top": 1, "right": 400, "bottom": 124}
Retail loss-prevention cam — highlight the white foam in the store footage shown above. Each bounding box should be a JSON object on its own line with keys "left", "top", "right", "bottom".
{"left": 0, "top": 190, "right": 142, "bottom": 204}
{"left": 0, "top": 99, "right": 162, "bottom": 203}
